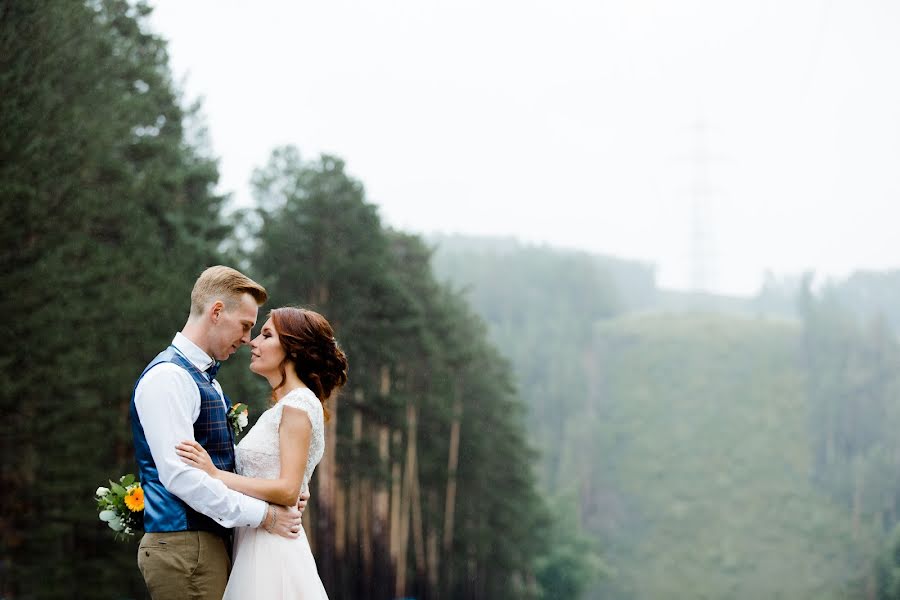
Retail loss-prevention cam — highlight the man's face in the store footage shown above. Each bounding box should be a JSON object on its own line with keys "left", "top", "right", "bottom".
{"left": 209, "top": 293, "right": 259, "bottom": 361}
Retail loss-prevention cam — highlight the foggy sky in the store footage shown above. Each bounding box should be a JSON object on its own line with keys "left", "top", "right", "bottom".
{"left": 149, "top": 0, "right": 900, "bottom": 295}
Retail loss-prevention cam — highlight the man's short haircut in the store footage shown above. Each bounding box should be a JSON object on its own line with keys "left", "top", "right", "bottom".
{"left": 190, "top": 266, "right": 268, "bottom": 316}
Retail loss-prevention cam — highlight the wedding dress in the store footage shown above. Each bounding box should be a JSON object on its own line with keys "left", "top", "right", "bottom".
{"left": 223, "top": 387, "right": 328, "bottom": 599}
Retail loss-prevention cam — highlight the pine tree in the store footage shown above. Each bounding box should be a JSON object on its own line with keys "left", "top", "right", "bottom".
{"left": 1, "top": 2, "right": 228, "bottom": 597}
{"left": 245, "top": 146, "right": 555, "bottom": 598}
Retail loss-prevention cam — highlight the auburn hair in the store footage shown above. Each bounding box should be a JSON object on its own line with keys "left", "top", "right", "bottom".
{"left": 269, "top": 307, "right": 348, "bottom": 420}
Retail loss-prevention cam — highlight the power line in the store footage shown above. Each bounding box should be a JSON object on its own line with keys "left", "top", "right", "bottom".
{"left": 687, "top": 118, "right": 722, "bottom": 294}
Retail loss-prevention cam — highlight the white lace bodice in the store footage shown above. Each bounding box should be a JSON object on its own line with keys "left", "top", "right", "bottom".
{"left": 235, "top": 387, "right": 325, "bottom": 499}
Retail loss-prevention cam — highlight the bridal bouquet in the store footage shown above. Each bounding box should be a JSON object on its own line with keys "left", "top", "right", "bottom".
{"left": 228, "top": 402, "right": 249, "bottom": 437}
{"left": 95, "top": 473, "right": 143, "bottom": 540}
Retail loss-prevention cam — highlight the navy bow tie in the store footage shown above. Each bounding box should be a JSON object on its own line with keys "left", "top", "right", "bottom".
{"left": 205, "top": 361, "right": 221, "bottom": 381}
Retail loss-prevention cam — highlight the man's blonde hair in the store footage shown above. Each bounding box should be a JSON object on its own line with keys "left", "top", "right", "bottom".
{"left": 190, "top": 266, "right": 268, "bottom": 316}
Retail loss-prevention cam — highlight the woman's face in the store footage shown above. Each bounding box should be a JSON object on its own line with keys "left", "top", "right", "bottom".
{"left": 249, "top": 317, "right": 287, "bottom": 378}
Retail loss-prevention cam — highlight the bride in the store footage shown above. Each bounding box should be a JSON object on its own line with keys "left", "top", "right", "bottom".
{"left": 176, "top": 307, "right": 348, "bottom": 599}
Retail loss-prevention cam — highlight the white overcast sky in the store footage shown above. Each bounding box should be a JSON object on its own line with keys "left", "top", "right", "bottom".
{"left": 148, "top": 0, "right": 900, "bottom": 296}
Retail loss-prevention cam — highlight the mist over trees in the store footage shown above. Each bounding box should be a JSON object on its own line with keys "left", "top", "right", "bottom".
{"left": 432, "top": 237, "right": 900, "bottom": 599}
{"left": 5, "top": 2, "right": 900, "bottom": 600}
{"left": 1, "top": 2, "right": 577, "bottom": 598}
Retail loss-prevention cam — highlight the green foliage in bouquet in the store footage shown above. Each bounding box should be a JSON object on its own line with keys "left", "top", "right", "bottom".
{"left": 228, "top": 402, "right": 250, "bottom": 437}
{"left": 95, "top": 474, "right": 144, "bottom": 541}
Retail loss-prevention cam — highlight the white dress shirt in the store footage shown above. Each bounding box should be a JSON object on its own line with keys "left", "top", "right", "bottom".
{"left": 134, "top": 332, "right": 266, "bottom": 528}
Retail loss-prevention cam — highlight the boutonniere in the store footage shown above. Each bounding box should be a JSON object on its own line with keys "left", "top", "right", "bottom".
{"left": 228, "top": 403, "right": 249, "bottom": 437}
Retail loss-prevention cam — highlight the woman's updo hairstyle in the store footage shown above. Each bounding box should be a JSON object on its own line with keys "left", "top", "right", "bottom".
{"left": 269, "top": 307, "right": 348, "bottom": 420}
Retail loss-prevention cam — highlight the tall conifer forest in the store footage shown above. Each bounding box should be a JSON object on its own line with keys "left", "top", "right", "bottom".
{"left": 0, "top": 2, "right": 560, "bottom": 598}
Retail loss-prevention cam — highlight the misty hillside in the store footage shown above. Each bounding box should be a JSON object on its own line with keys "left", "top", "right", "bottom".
{"left": 429, "top": 233, "right": 772, "bottom": 318}
{"left": 430, "top": 234, "right": 900, "bottom": 598}
{"left": 582, "top": 314, "right": 871, "bottom": 599}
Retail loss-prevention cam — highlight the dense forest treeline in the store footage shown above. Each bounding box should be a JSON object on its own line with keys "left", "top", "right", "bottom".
{"left": 0, "top": 2, "right": 588, "bottom": 598}
{"left": 2, "top": 1, "right": 228, "bottom": 597}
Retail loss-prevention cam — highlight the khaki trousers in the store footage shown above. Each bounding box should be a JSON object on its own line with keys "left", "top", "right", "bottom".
{"left": 137, "top": 531, "right": 230, "bottom": 600}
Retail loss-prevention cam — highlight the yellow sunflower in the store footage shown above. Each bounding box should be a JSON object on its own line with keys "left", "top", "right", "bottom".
{"left": 124, "top": 485, "right": 144, "bottom": 512}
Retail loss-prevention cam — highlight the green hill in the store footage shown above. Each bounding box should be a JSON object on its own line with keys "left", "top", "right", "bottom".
{"left": 430, "top": 235, "right": 893, "bottom": 598}
{"left": 580, "top": 314, "right": 874, "bottom": 598}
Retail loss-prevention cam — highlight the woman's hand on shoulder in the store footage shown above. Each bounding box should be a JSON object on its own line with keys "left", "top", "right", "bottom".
{"left": 176, "top": 440, "right": 220, "bottom": 478}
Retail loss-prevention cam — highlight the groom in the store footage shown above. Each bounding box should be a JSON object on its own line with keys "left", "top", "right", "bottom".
{"left": 130, "top": 266, "right": 307, "bottom": 599}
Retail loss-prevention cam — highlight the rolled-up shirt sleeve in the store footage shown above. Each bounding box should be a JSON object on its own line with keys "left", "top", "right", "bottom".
{"left": 134, "top": 364, "right": 266, "bottom": 528}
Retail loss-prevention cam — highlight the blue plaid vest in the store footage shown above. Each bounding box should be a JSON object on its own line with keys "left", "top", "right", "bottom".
{"left": 129, "top": 346, "right": 236, "bottom": 537}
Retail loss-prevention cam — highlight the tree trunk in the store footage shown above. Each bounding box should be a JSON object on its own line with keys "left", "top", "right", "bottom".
{"left": 442, "top": 389, "right": 463, "bottom": 590}
{"left": 335, "top": 479, "right": 346, "bottom": 559}
{"left": 410, "top": 421, "right": 426, "bottom": 579}
{"left": 361, "top": 479, "right": 373, "bottom": 582}
{"left": 390, "top": 429, "right": 402, "bottom": 567}
{"left": 395, "top": 403, "right": 418, "bottom": 596}
{"left": 317, "top": 391, "right": 338, "bottom": 591}
{"left": 374, "top": 425, "right": 391, "bottom": 536}
{"left": 427, "top": 490, "right": 440, "bottom": 597}
{"left": 373, "top": 424, "right": 392, "bottom": 598}
{"left": 349, "top": 402, "right": 363, "bottom": 558}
